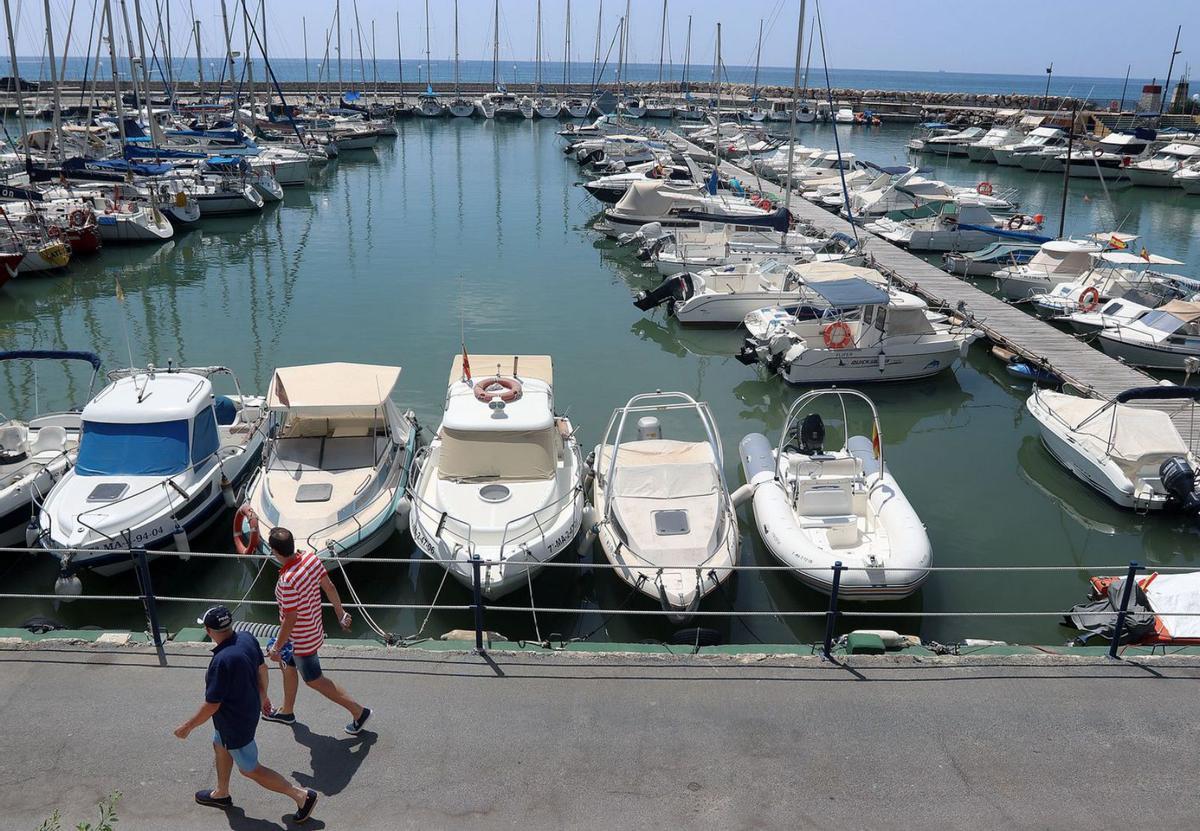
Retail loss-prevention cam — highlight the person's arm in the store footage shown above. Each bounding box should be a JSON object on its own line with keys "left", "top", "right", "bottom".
{"left": 268, "top": 610, "right": 299, "bottom": 662}
{"left": 257, "top": 662, "right": 272, "bottom": 716}
{"left": 319, "top": 573, "right": 353, "bottom": 631}
{"left": 174, "top": 701, "right": 220, "bottom": 739}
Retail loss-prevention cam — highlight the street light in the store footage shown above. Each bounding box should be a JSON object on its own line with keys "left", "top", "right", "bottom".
{"left": 1042, "top": 62, "right": 1053, "bottom": 110}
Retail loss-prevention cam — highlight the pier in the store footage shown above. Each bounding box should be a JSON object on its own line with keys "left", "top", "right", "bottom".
{"left": 676, "top": 134, "right": 1200, "bottom": 441}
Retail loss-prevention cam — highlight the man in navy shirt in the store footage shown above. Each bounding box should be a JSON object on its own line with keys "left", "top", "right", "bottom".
{"left": 174, "top": 605, "right": 319, "bottom": 823}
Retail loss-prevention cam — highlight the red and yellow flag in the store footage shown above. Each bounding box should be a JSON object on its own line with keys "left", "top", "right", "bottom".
{"left": 461, "top": 342, "right": 472, "bottom": 382}
{"left": 1109, "top": 236, "right": 1128, "bottom": 250}
{"left": 871, "top": 422, "right": 881, "bottom": 460}
{"left": 1140, "top": 247, "right": 1151, "bottom": 262}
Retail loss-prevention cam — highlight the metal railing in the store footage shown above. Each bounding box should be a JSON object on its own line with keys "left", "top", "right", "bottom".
{"left": 3, "top": 543, "right": 1187, "bottom": 666}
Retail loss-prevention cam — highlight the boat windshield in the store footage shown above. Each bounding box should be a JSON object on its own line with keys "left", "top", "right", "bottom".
{"left": 1139, "top": 311, "right": 1187, "bottom": 334}
{"left": 76, "top": 419, "right": 190, "bottom": 476}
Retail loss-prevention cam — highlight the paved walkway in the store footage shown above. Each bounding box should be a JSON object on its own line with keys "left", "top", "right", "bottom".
{"left": 2, "top": 643, "right": 1198, "bottom": 830}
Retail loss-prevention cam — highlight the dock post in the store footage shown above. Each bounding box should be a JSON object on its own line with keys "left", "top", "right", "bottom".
{"left": 471, "top": 555, "right": 486, "bottom": 654}
{"left": 131, "top": 548, "right": 167, "bottom": 667}
{"left": 1108, "top": 561, "right": 1141, "bottom": 660}
{"left": 822, "top": 561, "right": 844, "bottom": 661}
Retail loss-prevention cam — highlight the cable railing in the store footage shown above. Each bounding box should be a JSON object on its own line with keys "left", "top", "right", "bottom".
{"left": 1, "top": 544, "right": 1185, "bottom": 666}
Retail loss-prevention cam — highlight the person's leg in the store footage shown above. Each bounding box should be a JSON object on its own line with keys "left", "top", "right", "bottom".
{"left": 212, "top": 737, "right": 234, "bottom": 799}
{"left": 279, "top": 662, "right": 299, "bottom": 714}
{"left": 230, "top": 741, "right": 308, "bottom": 808}
{"left": 297, "top": 653, "right": 362, "bottom": 720}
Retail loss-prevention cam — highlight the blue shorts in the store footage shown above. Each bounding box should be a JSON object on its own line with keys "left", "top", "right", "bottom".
{"left": 213, "top": 731, "right": 259, "bottom": 773}
{"left": 269, "top": 637, "right": 322, "bottom": 682}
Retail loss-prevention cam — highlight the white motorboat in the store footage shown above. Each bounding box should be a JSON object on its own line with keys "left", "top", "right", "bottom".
{"left": 634, "top": 259, "right": 882, "bottom": 326}
{"left": 846, "top": 170, "right": 1018, "bottom": 217}
{"left": 834, "top": 108, "right": 855, "bottom": 124}
{"left": 942, "top": 241, "right": 1041, "bottom": 277}
{"left": 1060, "top": 295, "right": 1157, "bottom": 335}
{"left": 992, "top": 126, "right": 1068, "bottom": 167}
{"left": 736, "top": 271, "right": 979, "bottom": 384}
{"left": 1095, "top": 300, "right": 1200, "bottom": 371}
{"left": 912, "top": 125, "right": 986, "bottom": 156}
{"left": 0, "top": 350, "right": 101, "bottom": 548}
{"left": 1054, "top": 131, "right": 1156, "bottom": 181}
{"left": 409, "top": 355, "right": 586, "bottom": 598}
{"left": 588, "top": 391, "right": 737, "bottom": 619}
{"left": 599, "top": 180, "right": 769, "bottom": 238}
{"left": 647, "top": 228, "right": 862, "bottom": 276}
{"left": 1027, "top": 385, "right": 1200, "bottom": 513}
{"left": 1126, "top": 142, "right": 1200, "bottom": 187}
{"left": 1175, "top": 161, "right": 1200, "bottom": 194}
{"left": 738, "top": 389, "right": 931, "bottom": 598}
{"left": 581, "top": 159, "right": 705, "bottom": 205}
{"left": 866, "top": 202, "right": 1045, "bottom": 253}
{"left": 1028, "top": 251, "right": 1190, "bottom": 319}
{"left": 964, "top": 126, "right": 1027, "bottom": 163}
{"left": 239, "top": 363, "right": 420, "bottom": 566}
{"left": 37, "top": 364, "right": 267, "bottom": 581}
{"left": 992, "top": 238, "right": 1110, "bottom": 301}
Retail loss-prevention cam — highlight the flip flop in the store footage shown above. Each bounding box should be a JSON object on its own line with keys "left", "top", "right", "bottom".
{"left": 195, "top": 789, "right": 233, "bottom": 809}
{"left": 294, "top": 788, "right": 319, "bottom": 823}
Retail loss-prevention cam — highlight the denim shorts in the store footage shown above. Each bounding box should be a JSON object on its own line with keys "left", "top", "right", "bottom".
{"left": 213, "top": 731, "right": 259, "bottom": 773}
{"left": 268, "top": 637, "right": 323, "bottom": 682}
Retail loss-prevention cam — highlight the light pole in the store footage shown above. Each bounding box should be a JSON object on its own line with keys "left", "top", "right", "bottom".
{"left": 1042, "top": 62, "right": 1053, "bottom": 110}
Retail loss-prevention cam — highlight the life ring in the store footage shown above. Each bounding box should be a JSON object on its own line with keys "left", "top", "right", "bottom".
{"left": 473, "top": 377, "right": 522, "bottom": 403}
{"left": 1007, "top": 214, "right": 1025, "bottom": 231}
{"left": 232, "top": 505, "right": 260, "bottom": 555}
{"left": 47, "top": 225, "right": 62, "bottom": 238}
{"left": 1079, "top": 286, "right": 1101, "bottom": 313}
{"left": 822, "top": 321, "right": 854, "bottom": 349}
{"left": 976, "top": 182, "right": 993, "bottom": 197}
{"left": 69, "top": 209, "right": 87, "bottom": 228}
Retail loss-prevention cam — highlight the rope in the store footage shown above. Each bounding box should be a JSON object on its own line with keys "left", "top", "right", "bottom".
{"left": 326, "top": 541, "right": 399, "bottom": 646}
{"left": 410, "top": 561, "right": 451, "bottom": 643}
{"left": 525, "top": 561, "right": 543, "bottom": 646}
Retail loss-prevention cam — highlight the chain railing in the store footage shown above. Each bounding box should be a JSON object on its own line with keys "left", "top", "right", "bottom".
{"left": 3, "top": 544, "right": 1187, "bottom": 665}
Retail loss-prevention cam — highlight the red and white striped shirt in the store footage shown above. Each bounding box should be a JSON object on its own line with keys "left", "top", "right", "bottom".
{"left": 275, "top": 551, "right": 326, "bottom": 656}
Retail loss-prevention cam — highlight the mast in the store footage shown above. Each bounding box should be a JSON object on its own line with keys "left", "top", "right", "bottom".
{"left": 619, "top": 0, "right": 630, "bottom": 94}
{"left": 335, "top": 0, "right": 342, "bottom": 86}
{"left": 131, "top": 0, "right": 154, "bottom": 127}
{"left": 58, "top": 0, "right": 77, "bottom": 84}
{"left": 681, "top": 14, "right": 690, "bottom": 90}
{"left": 714, "top": 22, "right": 721, "bottom": 167}
{"left": 657, "top": 0, "right": 666, "bottom": 86}
{"left": 591, "top": 0, "right": 601, "bottom": 91}
{"left": 453, "top": 0, "right": 460, "bottom": 94}
{"left": 242, "top": 0, "right": 254, "bottom": 122}
{"left": 396, "top": 11, "right": 405, "bottom": 100}
{"left": 303, "top": 17, "right": 309, "bottom": 86}
{"left": 372, "top": 20, "right": 378, "bottom": 99}
{"left": 492, "top": 0, "right": 499, "bottom": 89}
{"left": 42, "top": 0, "right": 64, "bottom": 155}
{"left": 103, "top": 0, "right": 126, "bottom": 147}
{"left": 193, "top": 18, "right": 203, "bottom": 101}
{"left": 117, "top": 0, "right": 144, "bottom": 121}
{"left": 217, "top": 0, "right": 232, "bottom": 109}
{"left": 1058, "top": 101, "right": 1076, "bottom": 239}
{"left": 750, "top": 18, "right": 763, "bottom": 100}
{"left": 353, "top": 1, "right": 366, "bottom": 91}
{"left": 783, "top": 0, "right": 807, "bottom": 242}
{"left": 563, "top": 0, "right": 570, "bottom": 87}
{"left": 535, "top": 0, "right": 542, "bottom": 89}
{"left": 163, "top": 0, "right": 173, "bottom": 94}
{"left": 424, "top": 0, "right": 432, "bottom": 92}
{"left": 1162, "top": 24, "right": 1182, "bottom": 115}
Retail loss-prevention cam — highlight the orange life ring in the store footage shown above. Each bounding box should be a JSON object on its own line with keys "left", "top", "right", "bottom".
{"left": 474, "top": 376, "right": 522, "bottom": 403}
{"left": 232, "top": 505, "right": 260, "bottom": 555}
{"left": 69, "top": 209, "right": 87, "bottom": 228}
{"left": 976, "top": 182, "right": 993, "bottom": 197}
{"left": 1079, "top": 286, "right": 1101, "bottom": 313}
{"left": 822, "top": 321, "right": 854, "bottom": 349}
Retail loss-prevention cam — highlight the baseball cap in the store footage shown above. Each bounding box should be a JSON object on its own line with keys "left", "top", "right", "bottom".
{"left": 198, "top": 605, "right": 233, "bottom": 631}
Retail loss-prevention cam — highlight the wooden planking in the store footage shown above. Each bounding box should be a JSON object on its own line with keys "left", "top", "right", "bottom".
{"left": 670, "top": 134, "right": 1200, "bottom": 443}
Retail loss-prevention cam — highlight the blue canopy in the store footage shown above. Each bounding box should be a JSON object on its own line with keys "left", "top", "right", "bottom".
{"left": 806, "top": 277, "right": 890, "bottom": 308}
{"left": 706, "top": 169, "right": 719, "bottom": 196}
{"left": 955, "top": 223, "right": 1052, "bottom": 244}
{"left": 343, "top": 90, "right": 362, "bottom": 101}
{"left": 124, "top": 144, "right": 206, "bottom": 160}
{"left": 204, "top": 156, "right": 250, "bottom": 172}
{"left": 0, "top": 349, "right": 101, "bottom": 371}
{"left": 678, "top": 206, "right": 792, "bottom": 234}
{"left": 1116, "top": 386, "right": 1200, "bottom": 403}
{"left": 67, "top": 156, "right": 174, "bottom": 176}
{"left": 76, "top": 419, "right": 190, "bottom": 477}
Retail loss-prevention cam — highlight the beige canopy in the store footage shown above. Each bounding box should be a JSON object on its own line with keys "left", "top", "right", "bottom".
{"left": 1040, "top": 391, "right": 1189, "bottom": 479}
{"left": 449, "top": 355, "right": 553, "bottom": 387}
{"left": 268, "top": 363, "right": 401, "bottom": 417}
{"left": 1157, "top": 301, "right": 1200, "bottom": 324}
{"left": 790, "top": 262, "right": 888, "bottom": 286}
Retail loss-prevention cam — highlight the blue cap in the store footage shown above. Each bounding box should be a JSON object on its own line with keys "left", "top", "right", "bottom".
{"left": 198, "top": 605, "right": 233, "bottom": 631}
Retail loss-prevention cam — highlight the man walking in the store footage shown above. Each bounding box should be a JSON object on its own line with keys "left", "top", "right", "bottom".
{"left": 261, "top": 527, "right": 373, "bottom": 734}
{"left": 174, "top": 605, "right": 318, "bottom": 823}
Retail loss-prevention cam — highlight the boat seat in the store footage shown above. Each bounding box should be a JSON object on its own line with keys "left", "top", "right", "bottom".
{"left": 789, "top": 454, "right": 862, "bottom": 480}
{"left": 0, "top": 424, "right": 27, "bottom": 454}
{"left": 29, "top": 425, "right": 68, "bottom": 459}
{"left": 795, "top": 481, "right": 856, "bottom": 518}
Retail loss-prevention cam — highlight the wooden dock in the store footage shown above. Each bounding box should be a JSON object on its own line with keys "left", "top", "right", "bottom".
{"left": 671, "top": 133, "right": 1200, "bottom": 441}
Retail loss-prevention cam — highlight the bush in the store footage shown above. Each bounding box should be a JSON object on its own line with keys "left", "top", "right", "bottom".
{"left": 36, "top": 790, "right": 121, "bottom": 831}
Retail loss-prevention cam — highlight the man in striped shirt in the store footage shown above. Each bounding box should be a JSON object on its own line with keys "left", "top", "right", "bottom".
{"left": 262, "top": 527, "right": 373, "bottom": 735}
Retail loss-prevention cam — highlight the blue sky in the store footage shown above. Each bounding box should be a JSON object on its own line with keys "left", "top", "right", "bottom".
{"left": 12, "top": 1, "right": 1193, "bottom": 79}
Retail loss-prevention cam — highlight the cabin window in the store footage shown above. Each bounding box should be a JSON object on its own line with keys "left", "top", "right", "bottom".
{"left": 439, "top": 427, "right": 560, "bottom": 481}
{"left": 191, "top": 407, "right": 220, "bottom": 466}
{"left": 1101, "top": 302, "right": 1123, "bottom": 315}
{"left": 76, "top": 419, "right": 190, "bottom": 476}
{"left": 1141, "top": 311, "right": 1185, "bottom": 334}
{"left": 874, "top": 307, "right": 887, "bottom": 333}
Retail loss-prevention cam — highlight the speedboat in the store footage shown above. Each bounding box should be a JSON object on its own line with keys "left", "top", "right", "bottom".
{"left": 964, "top": 126, "right": 1027, "bottom": 163}
{"left": 1028, "top": 250, "right": 1190, "bottom": 319}
{"left": 738, "top": 389, "right": 930, "bottom": 598}
{"left": 238, "top": 363, "right": 420, "bottom": 566}
{"left": 1027, "top": 385, "right": 1200, "bottom": 513}
{"left": 942, "top": 240, "right": 1041, "bottom": 277}
{"left": 1095, "top": 300, "right": 1200, "bottom": 371}
{"left": 37, "top": 364, "right": 267, "bottom": 582}
{"left": 992, "top": 126, "right": 1068, "bottom": 167}
{"left": 588, "top": 391, "right": 737, "bottom": 620}
{"left": 912, "top": 125, "right": 986, "bottom": 156}
{"left": 846, "top": 170, "right": 1018, "bottom": 218}
{"left": 736, "top": 272, "right": 979, "bottom": 384}
{"left": 647, "top": 228, "right": 862, "bottom": 276}
{"left": 1175, "top": 161, "right": 1200, "bottom": 194}
{"left": 0, "top": 350, "right": 101, "bottom": 548}
{"left": 408, "top": 355, "right": 586, "bottom": 598}
{"left": 598, "top": 180, "right": 770, "bottom": 238}
{"left": 992, "top": 238, "right": 1111, "bottom": 301}
{"left": 866, "top": 202, "right": 1046, "bottom": 253}
{"left": 1127, "top": 143, "right": 1200, "bottom": 187}
{"left": 1054, "top": 130, "right": 1157, "bottom": 181}
{"left": 834, "top": 108, "right": 855, "bottom": 124}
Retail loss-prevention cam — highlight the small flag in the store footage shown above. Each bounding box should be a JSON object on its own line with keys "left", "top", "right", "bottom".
{"left": 114, "top": 278, "right": 125, "bottom": 302}
{"left": 461, "top": 343, "right": 472, "bottom": 383}
{"left": 1109, "top": 236, "right": 1127, "bottom": 250}
{"left": 1140, "top": 247, "right": 1151, "bottom": 262}
{"left": 871, "top": 422, "right": 881, "bottom": 460}
{"left": 274, "top": 375, "right": 290, "bottom": 407}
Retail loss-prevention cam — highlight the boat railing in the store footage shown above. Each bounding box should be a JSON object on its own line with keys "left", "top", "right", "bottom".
{"left": 4, "top": 547, "right": 1186, "bottom": 664}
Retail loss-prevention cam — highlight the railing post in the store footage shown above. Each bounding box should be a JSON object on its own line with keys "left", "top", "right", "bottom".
{"left": 1108, "top": 561, "right": 1141, "bottom": 660}
{"left": 470, "top": 555, "right": 486, "bottom": 655}
{"left": 822, "top": 561, "right": 844, "bottom": 661}
{"left": 130, "top": 548, "right": 167, "bottom": 667}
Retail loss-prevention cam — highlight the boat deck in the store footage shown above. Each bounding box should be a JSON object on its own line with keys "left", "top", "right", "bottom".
{"left": 672, "top": 133, "right": 1200, "bottom": 444}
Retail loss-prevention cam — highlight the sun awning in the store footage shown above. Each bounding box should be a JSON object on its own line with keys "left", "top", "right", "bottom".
{"left": 268, "top": 363, "right": 401, "bottom": 416}
{"left": 1156, "top": 301, "right": 1200, "bottom": 323}
{"left": 805, "top": 277, "right": 890, "bottom": 308}
{"left": 1099, "top": 252, "right": 1185, "bottom": 266}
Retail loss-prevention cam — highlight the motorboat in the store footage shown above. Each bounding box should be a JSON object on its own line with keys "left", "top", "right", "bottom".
{"left": 581, "top": 159, "right": 706, "bottom": 205}
{"left": 1059, "top": 295, "right": 1157, "bottom": 335}
{"left": 736, "top": 270, "right": 979, "bottom": 384}
{"left": 834, "top": 108, "right": 855, "bottom": 124}
{"left": 238, "top": 363, "right": 420, "bottom": 565}
{"left": 992, "top": 238, "right": 1110, "bottom": 301}
{"left": 992, "top": 126, "right": 1068, "bottom": 167}
{"left": 942, "top": 241, "right": 1041, "bottom": 277}
{"left": 865, "top": 202, "right": 1046, "bottom": 253}
{"left": 964, "top": 126, "right": 1027, "bottom": 163}
{"left": 37, "top": 364, "right": 267, "bottom": 581}
{"left": 635, "top": 260, "right": 882, "bottom": 326}
{"left": 1095, "top": 300, "right": 1200, "bottom": 371}
{"left": 911, "top": 125, "right": 986, "bottom": 156}
{"left": 646, "top": 228, "right": 862, "bottom": 276}
{"left": 1027, "top": 385, "right": 1200, "bottom": 513}
{"left": 408, "top": 355, "right": 586, "bottom": 598}
{"left": 1028, "top": 251, "right": 1191, "bottom": 319}
{"left": 598, "top": 180, "right": 770, "bottom": 238}
{"left": 846, "top": 170, "right": 1018, "bottom": 217}
{"left": 904, "top": 122, "right": 957, "bottom": 153}
{"left": 1126, "top": 142, "right": 1200, "bottom": 187}
{"left": 1175, "top": 161, "right": 1200, "bottom": 194}
{"left": 1054, "top": 130, "right": 1157, "bottom": 181}
{"left": 588, "top": 391, "right": 737, "bottom": 619}
{"left": 0, "top": 350, "right": 101, "bottom": 548}
{"left": 738, "top": 389, "right": 930, "bottom": 598}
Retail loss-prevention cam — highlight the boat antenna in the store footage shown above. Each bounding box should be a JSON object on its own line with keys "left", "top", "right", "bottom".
{"left": 814, "top": 0, "right": 859, "bottom": 247}
{"left": 113, "top": 278, "right": 139, "bottom": 391}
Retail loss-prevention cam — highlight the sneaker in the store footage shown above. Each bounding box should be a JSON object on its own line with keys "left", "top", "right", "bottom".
{"left": 293, "top": 788, "right": 318, "bottom": 823}
{"left": 345, "top": 706, "right": 372, "bottom": 735}
{"left": 194, "top": 789, "right": 233, "bottom": 809}
{"left": 261, "top": 709, "right": 296, "bottom": 725}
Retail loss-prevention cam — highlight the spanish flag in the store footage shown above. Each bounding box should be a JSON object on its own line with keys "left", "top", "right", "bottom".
{"left": 461, "top": 342, "right": 472, "bottom": 382}
{"left": 1109, "top": 236, "right": 1127, "bottom": 250}
{"left": 1140, "top": 247, "right": 1151, "bottom": 262}
{"left": 871, "top": 422, "right": 881, "bottom": 460}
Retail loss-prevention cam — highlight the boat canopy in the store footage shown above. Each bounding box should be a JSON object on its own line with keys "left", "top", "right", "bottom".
{"left": 678, "top": 206, "right": 788, "bottom": 231}
{"left": 789, "top": 262, "right": 887, "bottom": 286}
{"left": 614, "top": 180, "right": 701, "bottom": 215}
{"left": 805, "top": 277, "right": 890, "bottom": 308}
{"left": 438, "top": 426, "right": 558, "bottom": 481}
{"left": 76, "top": 419, "right": 192, "bottom": 477}
{"left": 1100, "top": 252, "right": 1185, "bottom": 266}
{"left": 0, "top": 349, "right": 101, "bottom": 371}
{"left": 268, "top": 363, "right": 401, "bottom": 417}
{"left": 1115, "top": 386, "right": 1200, "bottom": 403}
{"left": 1027, "top": 240, "right": 1103, "bottom": 273}
{"left": 1154, "top": 300, "right": 1200, "bottom": 324}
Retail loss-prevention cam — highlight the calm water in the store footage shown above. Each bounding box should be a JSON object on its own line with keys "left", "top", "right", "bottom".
{"left": 2, "top": 118, "right": 1198, "bottom": 648}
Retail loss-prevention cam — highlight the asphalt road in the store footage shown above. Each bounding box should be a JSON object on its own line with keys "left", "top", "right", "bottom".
{"left": 2, "top": 643, "right": 1198, "bottom": 830}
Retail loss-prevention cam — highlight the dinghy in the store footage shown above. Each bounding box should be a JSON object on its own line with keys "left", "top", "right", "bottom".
{"left": 237, "top": 363, "right": 420, "bottom": 566}
{"left": 408, "top": 355, "right": 586, "bottom": 598}
{"left": 738, "top": 389, "right": 930, "bottom": 598}
{"left": 588, "top": 392, "right": 738, "bottom": 620}
{"left": 37, "top": 364, "right": 267, "bottom": 583}
{"left": 1027, "top": 386, "right": 1200, "bottom": 514}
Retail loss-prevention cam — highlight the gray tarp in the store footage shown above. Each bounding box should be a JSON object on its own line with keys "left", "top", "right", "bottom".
{"left": 1064, "top": 578, "right": 1156, "bottom": 645}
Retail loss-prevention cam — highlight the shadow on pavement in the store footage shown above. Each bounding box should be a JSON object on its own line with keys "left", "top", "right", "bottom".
{"left": 220, "top": 806, "right": 327, "bottom": 830}
{"left": 290, "top": 722, "right": 377, "bottom": 796}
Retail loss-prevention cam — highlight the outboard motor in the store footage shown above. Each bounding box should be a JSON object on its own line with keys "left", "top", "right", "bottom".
{"left": 786, "top": 413, "right": 825, "bottom": 456}
{"left": 1159, "top": 456, "right": 1200, "bottom": 515}
{"left": 735, "top": 337, "right": 761, "bottom": 366}
{"left": 634, "top": 273, "right": 694, "bottom": 312}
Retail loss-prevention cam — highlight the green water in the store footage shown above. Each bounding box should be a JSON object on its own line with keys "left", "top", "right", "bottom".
{"left": 2, "top": 119, "right": 1198, "bottom": 647}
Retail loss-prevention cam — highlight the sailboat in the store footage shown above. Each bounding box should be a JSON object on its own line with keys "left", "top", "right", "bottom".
{"left": 533, "top": 0, "right": 561, "bottom": 117}
{"left": 673, "top": 17, "right": 705, "bottom": 121}
{"left": 740, "top": 20, "right": 768, "bottom": 122}
{"left": 560, "top": 0, "right": 590, "bottom": 118}
{"left": 415, "top": 0, "right": 445, "bottom": 117}
{"left": 642, "top": 0, "right": 674, "bottom": 118}
{"left": 615, "top": 2, "right": 645, "bottom": 119}
{"left": 448, "top": 0, "right": 474, "bottom": 116}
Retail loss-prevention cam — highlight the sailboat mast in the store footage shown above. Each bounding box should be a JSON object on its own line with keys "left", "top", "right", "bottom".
{"left": 535, "top": 0, "right": 542, "bottom": 87}
{"left": 453, "top": 0, "right": 460, "bottom": 93}
{"left": 217, "top": 0, "right": 232, "bottom": 108}
{"left": 102, "top": 0, "right": 126, "bottom": 146}
{"left": 116, "top": 0, "right": 144, "bottom": 123}
{"left": 303, "top": 16, "right": 309, "bottom": 86}
{"left": 42, "top": 0, "right": 64, "bottom": 154}
{"left": 783, "top": 0, "right": 807, "bottom": 233}
{"left": 492, "top": 0, "right": 499, "bottom": 88}
{"left": 372, "top": 20, "right": 378, "bottom": 98}
{"left": 620, "top": 0, "right": 630, "bottom": 93}
{"left": 396, "top": 11, "right": 404, "bottom": 99}
{"left": 335, "top": 0, "right": 342, "bottom": 86}
{"left": 423, "top": 0, "right": 431, "bottom": 90}
{"left": 193, "top": 18, "right": 203, "bottom": 102}
{"left": 682, "top": 15, "right": 690, "bottom": 89}
{"left": 714, "top": 22, "right": 721, "bottom": 168}
{"left": 657, "top": 0, "right": 666, "bottom": 86}
{"left": 242, "top": 0, "right": 254, "bottom": 121}
{"left": 1161, "top": 24, "right": 1182, "bottom": 115}
{"left": 354, "top": 0, "right": 366, "bottom": 89}
{"left": 563, "top": 0, "right": 570, "bottom": 86}
{"left": 751, "top": 18, "right": 763, "bottom": 99}
{"left": 131, "top": 0, "right": 154, "bottom": 125}
{"left": 591, "top": 0, "right": 601, "bottom": 90}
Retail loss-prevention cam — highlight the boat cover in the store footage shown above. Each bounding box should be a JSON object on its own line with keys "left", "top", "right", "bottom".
{"left": 268, "top": 363, "right": 401, "bottom": 417}
{"left": 449, "top": 354, "right": 552, "bottom": 386}
{"left": 438, "top": 427, "right": 557, "bottom": 481}
{"left": 677, "top": 206, "right": 789, "bottom": 232}
{"left": 1038, "top": 391, "right": 1188, "bottom": 478}
{"left": 805, "top": 277, "right": 890, "bottom": 309}
{"left": 1153, "top": 300, "right": 1200, "bottom": 323}
{"left": 789, "top": 262, "right": 887, "bottom": 286}
{"left": 614, "top": 181, "right": 698, "bottom": 216}
{"left": 1065, "top": 578, "right": 1156, "bottom": 644}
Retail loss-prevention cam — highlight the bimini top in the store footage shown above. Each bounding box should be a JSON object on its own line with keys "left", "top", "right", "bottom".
{"left": 806, "top": 277, "right": 890, "bottom": 309}
{"left": 83, "top": 371, "right": 214, "bottom": 424}
{"left": 789, "top": 261, "right": 888, "bottom": 287}
{"left": 268, "top": 362, "right": 401, "bottom": 417}
{"left": 1100, "top": 251, "right": 1185, "bottom": 266}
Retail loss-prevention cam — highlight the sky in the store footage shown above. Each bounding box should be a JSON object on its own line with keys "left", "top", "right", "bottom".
{"left": 9, "top": 0, "right": 1193, "bottom": 80}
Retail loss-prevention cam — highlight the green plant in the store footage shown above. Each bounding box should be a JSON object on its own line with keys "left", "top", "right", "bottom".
{"left": 36, "top": 791, "right": 121, "bottom": 831}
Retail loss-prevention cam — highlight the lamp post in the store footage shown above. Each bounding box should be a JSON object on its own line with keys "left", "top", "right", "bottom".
{"left": 1042, "top": 62, "right": 1053, "bottom": 110}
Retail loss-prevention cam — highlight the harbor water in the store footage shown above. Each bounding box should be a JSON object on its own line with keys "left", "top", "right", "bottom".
{"left": 2, "top": 118, "right": 1198, "bottom": 647}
